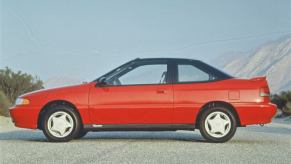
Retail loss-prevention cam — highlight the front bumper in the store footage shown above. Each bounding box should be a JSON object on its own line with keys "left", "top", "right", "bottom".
{"left": 235, "top": 103, "right": 277, "bottom": 126}
{"left": 9, "top": 106, "right": 41, "bottom": 129}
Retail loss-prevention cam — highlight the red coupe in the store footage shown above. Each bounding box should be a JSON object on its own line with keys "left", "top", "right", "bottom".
{"left": 10, "top": 58, "right": 276, "bottom": 142}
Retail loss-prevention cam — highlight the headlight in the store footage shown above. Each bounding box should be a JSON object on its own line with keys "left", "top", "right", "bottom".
{"left": 15, "top": 98, "right": 30, "bottom": 106}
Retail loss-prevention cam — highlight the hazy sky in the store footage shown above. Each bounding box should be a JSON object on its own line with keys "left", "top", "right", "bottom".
{"left": 1, "top": 0, "right": 291, "bottom": 85}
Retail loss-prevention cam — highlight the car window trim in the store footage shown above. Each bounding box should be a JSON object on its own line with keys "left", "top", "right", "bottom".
{"left": 104, "top": 60, "right": 171, "bottom": 86}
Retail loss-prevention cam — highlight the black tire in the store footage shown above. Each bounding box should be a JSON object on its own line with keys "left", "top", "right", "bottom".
{"left": 42, "top": 105, "right": 81, "bottom": 142}
{"left": 199, "top": 106, "right": 237, "bottom": 143}
{"left": 75, "top": 129, "right": 88, "bottom": 139}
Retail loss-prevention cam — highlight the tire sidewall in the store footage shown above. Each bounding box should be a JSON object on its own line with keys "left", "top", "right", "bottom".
{"left": 199, "top": 107, "right": 237, "bottom": 143}
{"left": 42, "top": 105, "right": 81, "bottom": 142}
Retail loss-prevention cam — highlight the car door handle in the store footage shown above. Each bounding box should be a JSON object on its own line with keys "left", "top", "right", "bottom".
{"left": 156, "top": 90, "right": 166, "bottom": 94}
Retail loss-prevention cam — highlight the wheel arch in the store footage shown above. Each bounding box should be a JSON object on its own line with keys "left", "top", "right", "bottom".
{"left": 195, "top": 101, "right": 241, "bottom": 128}
{"left": 37, "top": 100, "right": 83, "bottom": 129}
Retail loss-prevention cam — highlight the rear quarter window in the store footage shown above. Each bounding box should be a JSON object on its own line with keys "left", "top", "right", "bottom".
{"left": 178, "top": 64, "right": 215, "bottom": 82}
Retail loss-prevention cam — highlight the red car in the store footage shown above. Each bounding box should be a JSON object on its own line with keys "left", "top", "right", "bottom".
{"left": 10, "top": 58, "right": 276, "bottom": 142}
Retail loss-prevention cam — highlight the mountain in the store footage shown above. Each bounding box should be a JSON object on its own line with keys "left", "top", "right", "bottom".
{"left": 223, "top": 37, "right": 291, "bottom": 93}
{"left": 43, "top": 37, "right": 291, "bottom": 93}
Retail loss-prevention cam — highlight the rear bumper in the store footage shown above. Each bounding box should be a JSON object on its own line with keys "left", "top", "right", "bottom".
{"left": 235, "top": 103, "right": 277, "bottom": 126}
{"left": 9, "top": 106, "right": 41, "bottom": 129}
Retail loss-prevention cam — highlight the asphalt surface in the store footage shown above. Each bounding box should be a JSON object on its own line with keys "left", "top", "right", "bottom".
{"left": 0, "top": 121, "right": 290, "bottom": 164}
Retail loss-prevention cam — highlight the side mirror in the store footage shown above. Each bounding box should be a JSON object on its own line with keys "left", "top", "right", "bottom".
{"left": 96, "top": 78, "right": 107, "bottom": 87}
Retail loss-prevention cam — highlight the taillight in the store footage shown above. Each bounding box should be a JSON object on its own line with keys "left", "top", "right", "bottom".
{"left": 260, "top": 87, "right": 270, "bottom": 97}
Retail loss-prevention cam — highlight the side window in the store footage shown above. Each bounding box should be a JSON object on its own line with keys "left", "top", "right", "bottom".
{"left": 178, "top": 64, "right": 212, "bottom": 82}
{"left": 109, "top": 64, "right": 168, "bottom": 85}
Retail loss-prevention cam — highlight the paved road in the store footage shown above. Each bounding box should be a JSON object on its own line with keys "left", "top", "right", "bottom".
{"left": 0, "top": 123, "right": 290, "bottom": 164}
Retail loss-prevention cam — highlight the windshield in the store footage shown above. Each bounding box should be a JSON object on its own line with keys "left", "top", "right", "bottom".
{"left": 94, "top": 59, "right": 137, "bottom": 82}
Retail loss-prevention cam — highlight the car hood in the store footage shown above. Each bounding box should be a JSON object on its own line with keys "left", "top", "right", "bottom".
{"left": 24, "top": 83, "right": 87, "bottom": 96}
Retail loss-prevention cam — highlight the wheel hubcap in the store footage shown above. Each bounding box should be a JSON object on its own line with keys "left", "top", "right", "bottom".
{"left": 47, "top": 111, "right": 74, "bottom": 138}
{"left": 205, "top": 111, "right": 231, "bottom": 138}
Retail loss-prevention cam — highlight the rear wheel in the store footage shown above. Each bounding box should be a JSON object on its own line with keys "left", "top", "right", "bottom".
{"left": 42, "top": 105, "right": 81, "bottom": 142}
{"left": 199, "top": 106, "right": 237, "bottom": 143}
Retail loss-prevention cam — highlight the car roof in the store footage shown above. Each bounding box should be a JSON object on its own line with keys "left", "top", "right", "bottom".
{"left": 134, "top": 57, "right": 200, "bottom": 62}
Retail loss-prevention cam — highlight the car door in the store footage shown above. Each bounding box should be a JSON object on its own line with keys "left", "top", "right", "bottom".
{"left": 89, "top": 60, "right": 173, "bottom": 125}
{"left": 173, "top": 61, "right": 216, "bottom": 124}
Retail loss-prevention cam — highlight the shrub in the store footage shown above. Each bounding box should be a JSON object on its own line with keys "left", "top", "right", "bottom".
{"left": 0, "top": 67, "right": 44, "bottom": 104}
{"left": 0, "top": 90, "right": 11, "bottom": 117}
{"left": 271, "top": 91, "right": 291, "bottom": 117}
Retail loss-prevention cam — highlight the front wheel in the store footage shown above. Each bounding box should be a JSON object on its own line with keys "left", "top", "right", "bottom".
{"left": 42, "top": 105, "right": 81, "bottom": 142}
{"left": 199, "top": 107, "right": 237, "bottom": 143}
